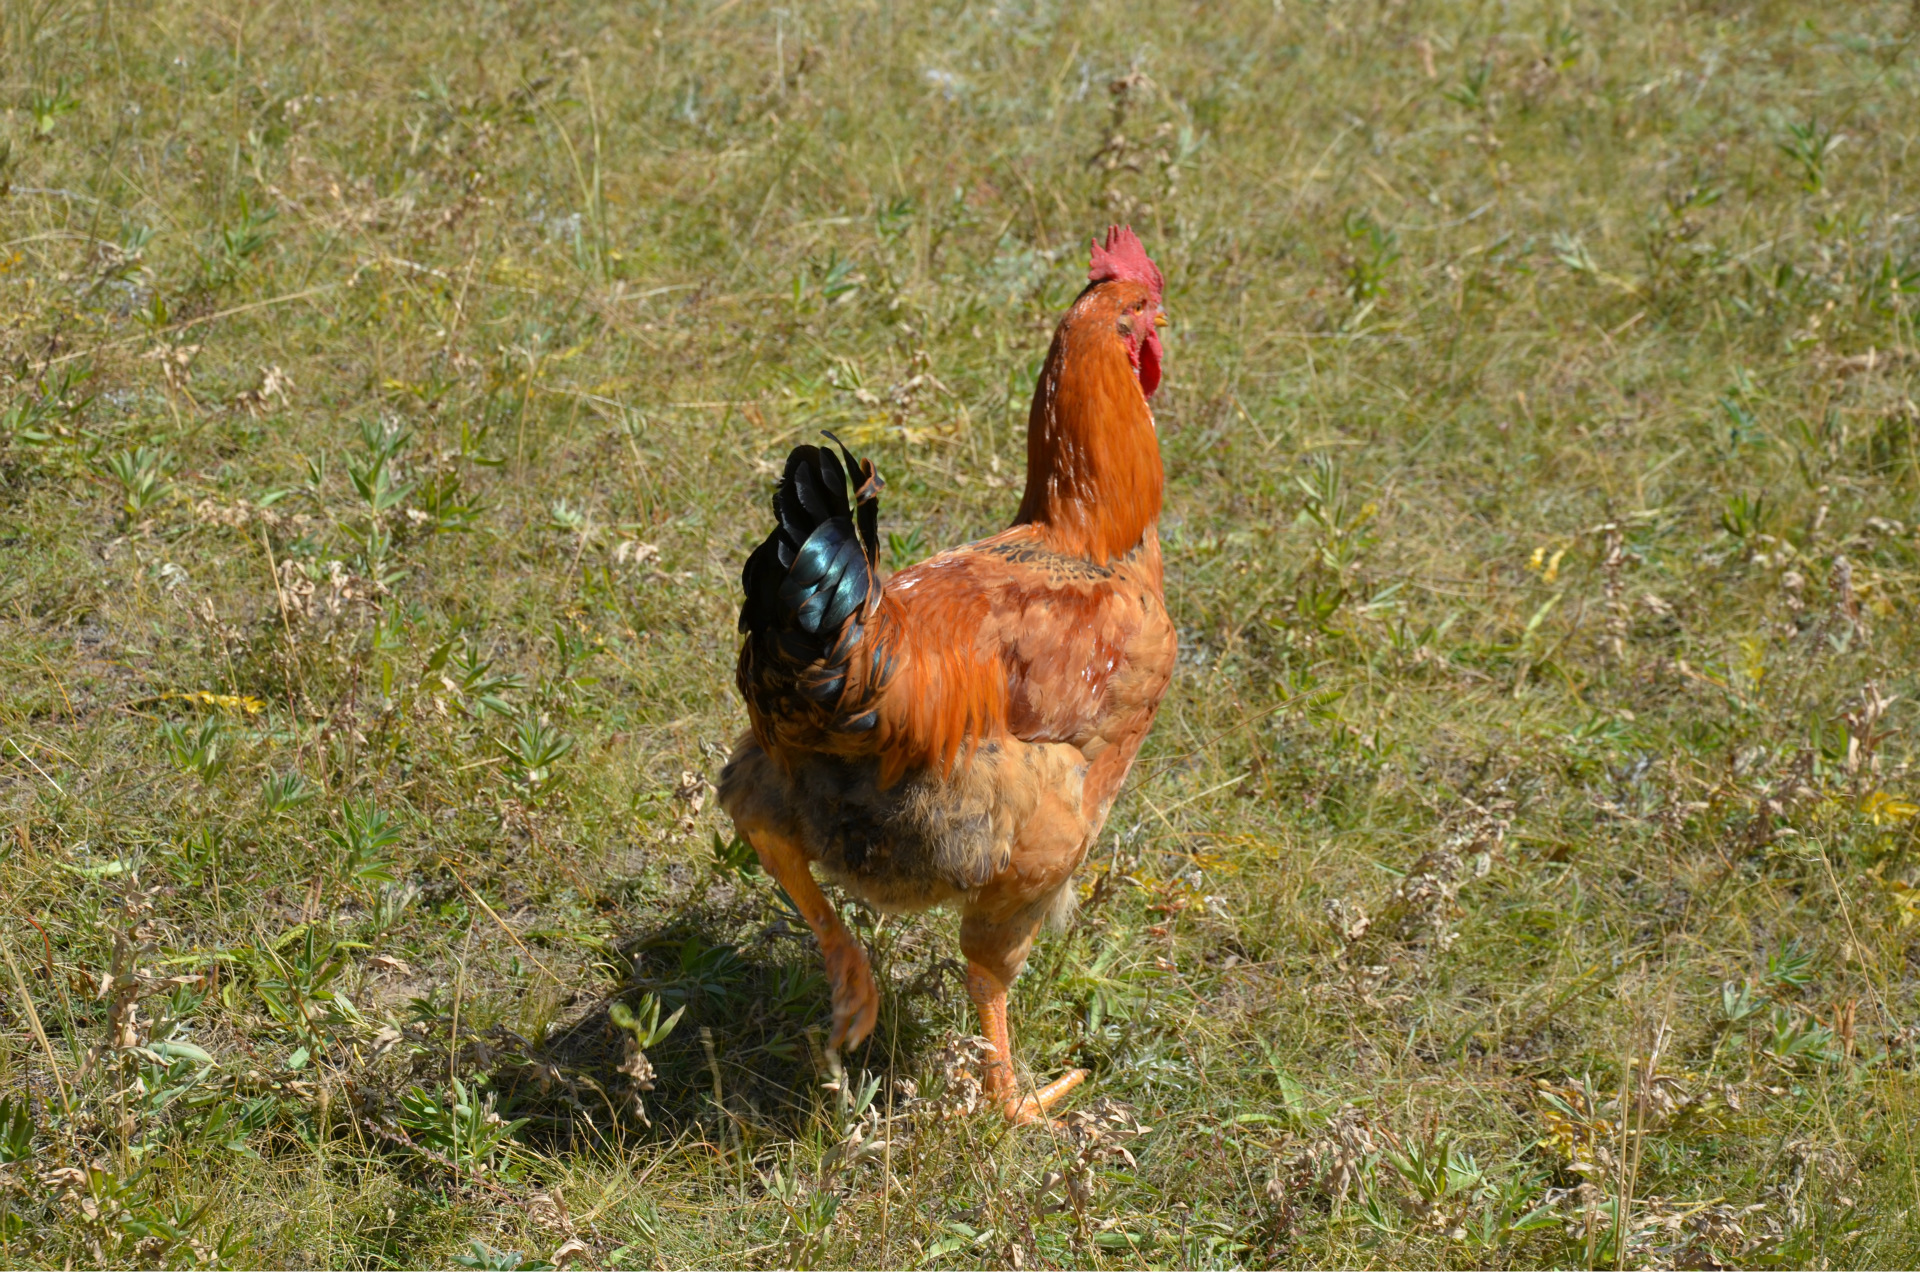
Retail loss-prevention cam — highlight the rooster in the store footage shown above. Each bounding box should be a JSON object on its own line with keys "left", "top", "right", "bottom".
{"left": 719, "top": 226, "right": 1174, "bottom": 1123}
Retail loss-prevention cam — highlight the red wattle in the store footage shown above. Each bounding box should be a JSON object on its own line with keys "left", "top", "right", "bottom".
{"left": 1138, "top": 330, "right": 1162, "bottom": 398}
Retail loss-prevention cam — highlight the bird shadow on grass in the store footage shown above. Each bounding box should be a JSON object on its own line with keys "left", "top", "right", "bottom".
{"left": 493, "top": 894, "right": 963, "bottom": 1153}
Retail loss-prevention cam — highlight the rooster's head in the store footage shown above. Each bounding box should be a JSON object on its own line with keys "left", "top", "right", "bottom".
{"left": 1087, "top": 225, "right": 1166, "bottom": 398}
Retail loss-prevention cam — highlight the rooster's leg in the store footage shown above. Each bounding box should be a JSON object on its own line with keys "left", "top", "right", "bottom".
{"left": 964, "top": 961, "right": 1020, "bottom": 1105}
{"left": 742, "top": 826, "right": 878, "bottom": 1052}
{"left": 964, "top": 937, "right": 1089, "bottom": 1125}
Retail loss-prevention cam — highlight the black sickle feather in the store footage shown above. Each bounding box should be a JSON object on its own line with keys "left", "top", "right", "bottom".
{"left": 788, "top": 532, "right": 866, "bottom": 633}
{"left": 814, "top": 446, "right": 851, "bottom": 515}
{"left": 783, "top": 520, "right": 842, "bottom": 590}
{"left": 739, "top": 539, "right": 782, "bottom": 633}
{"left": 739, "top": 432, "right": 887, "bottom": 730}
{"left": 777, "top": 445, "right": 821, "bottom": 543}
{"left": 856, "top": 491, "right": 880, "bottom": 570}
{"left": 824, "top": 431, "right": 884, "bottom": 571}
{"left": 798, "top": 669, "right": 846, "bottom": 702}
{"left": 825, "top": 619, "right": 864, "bottom": 663}
{"left": 868, "top": 640, "right": 897, "bottom": 689}
{"left": 789, "top": 457, "right": 834, "bottom": 525}
{"left": 775, "top": 628, "right": 816, "bottom": 664}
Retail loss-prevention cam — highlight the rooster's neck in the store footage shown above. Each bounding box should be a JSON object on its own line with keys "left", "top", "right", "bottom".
{"left": 1013, "top": 286, "right": 1165, "bottom": 565}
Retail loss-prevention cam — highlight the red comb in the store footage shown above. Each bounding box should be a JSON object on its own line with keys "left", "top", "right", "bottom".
{"left": 1087, "top": 225, "right": 1163, "bottom": 302}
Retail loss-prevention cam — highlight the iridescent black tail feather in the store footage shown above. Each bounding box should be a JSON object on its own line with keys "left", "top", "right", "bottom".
{"left": 737, "top": 434, "right": 884, "bottom": 730}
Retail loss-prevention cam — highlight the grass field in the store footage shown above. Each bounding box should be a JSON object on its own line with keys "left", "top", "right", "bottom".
{"left": 3, "top": 0, "right": 1920, "bottom": 1266}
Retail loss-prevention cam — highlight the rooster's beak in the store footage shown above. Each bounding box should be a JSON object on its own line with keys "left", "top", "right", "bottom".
{"left": 1154, "top": 312, "right": 1169, "bottom": 329}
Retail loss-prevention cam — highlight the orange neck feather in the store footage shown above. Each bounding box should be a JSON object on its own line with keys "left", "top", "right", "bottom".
{"left": 1013, "top": 283, "right": 1164, "bottom": 564}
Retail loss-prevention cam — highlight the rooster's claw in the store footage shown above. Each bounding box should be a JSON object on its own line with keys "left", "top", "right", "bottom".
{"left": 1004, "top": 1067, "right": 1090, "bottom": 1125}
{"left": 823, "top": 936, "right": 879, "bottom": 1051}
